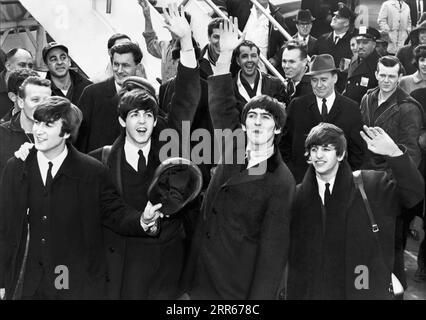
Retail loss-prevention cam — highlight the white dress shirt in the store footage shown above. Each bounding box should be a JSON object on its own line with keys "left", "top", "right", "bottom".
{"left": 37, "top": 145, "right": 68, "bottom": 185}
{"left": 332, "top": 31, "right": 347, "bottom": 44}
{"left": 316, "top": 91, "right": 336, "bottom": 115}
{"left": 246, "top": 145, "right": 274, "bottom": 169}
{"left": 316, "top": 175, "right": 336, "bottom": 205}
{"left": 124, "top": 137, "right": 151, "bottom": 172}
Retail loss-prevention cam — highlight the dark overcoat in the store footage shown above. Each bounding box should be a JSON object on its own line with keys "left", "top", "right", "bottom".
{"left": 288, "top": 153, "right": 424, "bottom": 299}
{"left": 185, "top": 73, "right": 295, "bottom": 300}
{"left": 343, "top": 50, "right": 380, "bottom": 104}
{"left": 89, "top": 63, "right": 201, "bottom": 300}
{"left": 76, "top": 77, "right": 120, "bottom": 153}
{"left": 0, "top": 144, "right": 147, "bottom": 299}
{"left": 280, "top": 92, "right": 365, "bottom": 183}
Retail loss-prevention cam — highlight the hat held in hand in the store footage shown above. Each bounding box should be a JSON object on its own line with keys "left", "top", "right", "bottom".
{"left": 148, "top": 157, "right": 203, "bottom": 216}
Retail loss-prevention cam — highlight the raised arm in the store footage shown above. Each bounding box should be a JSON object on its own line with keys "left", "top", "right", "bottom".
{"left": 162, "top": 2, "right": 200, "bottom": 133}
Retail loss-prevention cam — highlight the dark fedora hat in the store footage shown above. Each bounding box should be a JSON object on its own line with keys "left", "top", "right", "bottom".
{"left": 148, "top": 157, "right": 203, "bottom": 216}
{"left": 306, "top": 54, "right": 338, "bottom": 75}
{"left": 294, "top": 9, "right": 315, "bottom": 23}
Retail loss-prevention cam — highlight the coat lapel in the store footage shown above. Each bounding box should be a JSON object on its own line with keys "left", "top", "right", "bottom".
{"left": 327, "top": 95, "right": 343, "bottom": 122}
{"left": 307, "top": 97, "right": 324, "bottom": 123}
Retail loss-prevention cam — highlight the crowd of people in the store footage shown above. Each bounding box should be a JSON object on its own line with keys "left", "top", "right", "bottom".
{"left": 0, "top": 0, "right": 425, "bottom": 300}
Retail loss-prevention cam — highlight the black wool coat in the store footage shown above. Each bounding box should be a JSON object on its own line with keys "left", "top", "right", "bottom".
{"left": 0, "top": 144, "right": 147, "bottom": 299}
{"left": 89, "top": 63, "right": 201, "bottom": 300}
{"left": 185, "top": 73, "right": 295, "bottom": 300}
{"left": 46, "top": 69, "right": 92, "bottom": 107}
{"left": 280, "top": 93, "right": 365, "bottom": 183}
{"left": 343, "top": 50, "right": 381, "bottom": 104}
{"left": 288, "top": 153, "right": 424, "bottom": 299}
{"left": 76, "top": 77, "right": 120, "bottom": 153}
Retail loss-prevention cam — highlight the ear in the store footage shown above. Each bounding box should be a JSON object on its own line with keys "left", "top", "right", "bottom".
{"left": 5, "top": 61, "right": 12, "bottom": 72}
{"left": 236, "top": 56, "right": 242, "bottom": 67}
{"left": 274, "top": 127, "right": 282, "bottom": 135}
{"left": 63, "top": 132, "right": 71, "bottom": 140}
{"left": 153, "top": 118, "right": 157, "bottom": 127}
{"left": 375, "top": 70, "right": 379, "bottom": 81}
{"left": 118, "top": 116, "right": 126, "bottom": 128}
{"left": 242, "top": 124, "right": 247, "bottom": 131}
{"left": 332, "top": 73, "right": 338, "bottom": 84}
{"left": 7, "top": 92, "right": 17, "bottom": 103}
{"left": 337, "top": 150, "right": 345, "bottom": 162}
{"left": 17, "top": 96, "right": 24, "bottom": 110}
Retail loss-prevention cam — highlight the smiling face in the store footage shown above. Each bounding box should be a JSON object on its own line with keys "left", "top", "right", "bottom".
{"left": 357, "top": 38, "right": 376, "bottom": 60}
{"left": 242, "top": 108, "right": 281, "bottom": 149}
{"left": 236, "top": 45, "right": 260, "bottom": 78}
{"left": 208, "top": 28, "right": 221, "bottom": 55}
{"left": 119, "top": 108, "right": 157, "bottom": 148}
{"left": 33, "top": 119, "right": 70, "bottom": 160}
{"left": 46, "top": 48, "right": 71, "bottom": 78}
{"left": 418, "top": 57, "right": 426, "bottom": 75}
{"left": 311, "top": 72, "right": 337, "bottom": 99}
{"left": 309, "top": 144, "right": 345, "bottom": 180}
{"left": 18, "top": 84, "right": 52, "bottom": 122}
{"left": 419, "top": 30, "right": 426, "bottom": 45}
{"left": 112, "top": 52, "right": 139, "bottom": 86}
{"left": 282, "top": 47, "right": 307, "bottom": 80}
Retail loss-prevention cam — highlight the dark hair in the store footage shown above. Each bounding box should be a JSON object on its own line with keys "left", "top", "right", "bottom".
{"left": 377, "top": 55, "right": 405, "bottom": 75}
{"left": 18, "top": 76, "right": 51, "bottom": 98}
{"left": 304, "top": 122, "right": 347, "bottom": 157}
{"left": 7, "top": 68, "right": 39, "bottom": 94}
{"left": 414, "top": 45, "right": 426, "bottom": 69}
{"left": 234, "top": 40, "right": 260, "bottom": 57}
{"left": 110, "top": 42, "right": 143, "bottom": 64}
{"left": 283, "top": 39, "right": 308, "bottom": 60}
{"left": 33, "top": 96, "right": 82, "bottom": 142}
{"left": 107, "top": 33, "right": 131, "bottom": 51}
{"left": 6, "top": 48, "right": 32, "bottom": 61}
{"left": 118, "top": 88, "right": 159, "bottom": 121}
{"left": 207, "top": 17, "right": 225, "bottom": 37}
{"left": 240, "top": 95, "right": 287, "bottom": 144}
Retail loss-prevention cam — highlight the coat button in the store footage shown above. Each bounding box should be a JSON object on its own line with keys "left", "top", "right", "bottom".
{"left": 42, "top": 216, "right": 47, "bottom": 221}
{"left": 206, "top": 232, "right": 210, "bottom": 239}
{"left": 41, "top": 238, "right": 46, "bottom": 244}
{"left": 109, "top": 246, "right": 115, "bottom": 253}
{"left": 212, "top": 208, "right": 217, "bottom": 215}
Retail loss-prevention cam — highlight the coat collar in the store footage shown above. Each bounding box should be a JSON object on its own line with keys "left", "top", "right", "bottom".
{"left": 221, "top": 147, "right": 282, "bottom": 188}
{"left": 299, "top": 160, "right": 357, "bottom": 211}
{"left": 0, "top": 70, "right": 7, "bottom": 93}
{"left": 307, "top": 93, "right": 343, "bottom": 123}
{"left": 104, "top": 76, "right": 118, "bottom": 97}
{"left": 348, "top": 50, "right": 380, "bottom": 78}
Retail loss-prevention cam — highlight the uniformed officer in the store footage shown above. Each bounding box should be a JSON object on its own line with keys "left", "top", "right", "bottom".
{"left": 343, "top": 26, "right": 381, "bottom": 103}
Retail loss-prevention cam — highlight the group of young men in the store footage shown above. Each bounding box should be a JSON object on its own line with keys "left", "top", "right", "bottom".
{"left": 0, "top": 1, "right": 425, "bottom": 300}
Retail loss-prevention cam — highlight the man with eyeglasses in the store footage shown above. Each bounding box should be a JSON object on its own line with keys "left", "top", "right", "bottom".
{"left": 42, "top": 42, "right": 92, "bottom": 107}
{"left": 287, "top": 122, "right": 424, "bottom": 299}
{"left": 293, "top": 9, "right": 317, "bottom": 56}
{"left": 343, "top": 27, "right": 381, "bottom": 104}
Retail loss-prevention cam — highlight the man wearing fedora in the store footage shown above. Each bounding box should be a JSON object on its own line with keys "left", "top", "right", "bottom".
{"left": 281, "top": 53, "right": 364, "bottom": 183}
{"left": 343, "top": 27, "right": 381, "bottom": 104}
{"left": 42, "top": 42, "right": 92, "bottom": 107}
{"left": 293, "top": 9, "right": 317, "bottom": 56}
{"left": 312, "top": 3, "right": 357, "bottom": 93}
{"left": 88, "top": 5, "right": 201, "bottom": 300}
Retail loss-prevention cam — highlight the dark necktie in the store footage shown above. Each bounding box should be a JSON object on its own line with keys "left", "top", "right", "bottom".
{"left": 46, "top": 161, "right": 53, "bottom": 188}
{"left": 138, "top": 150, "right": 146, "bottom": 173}
{"left": 334, "top": 36, "right": 339, "bottom": 44}
{"left": 324, "top": 182, "right": 331, "bottom": 208}
{"left": 399, "top": 1, "right": 402, "bottom": 9}
{"left": 321, "top": 98, "right": 328, "bottom": 120}
{"left": 287, "top": 79, "right": 295, "bottom": 97}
